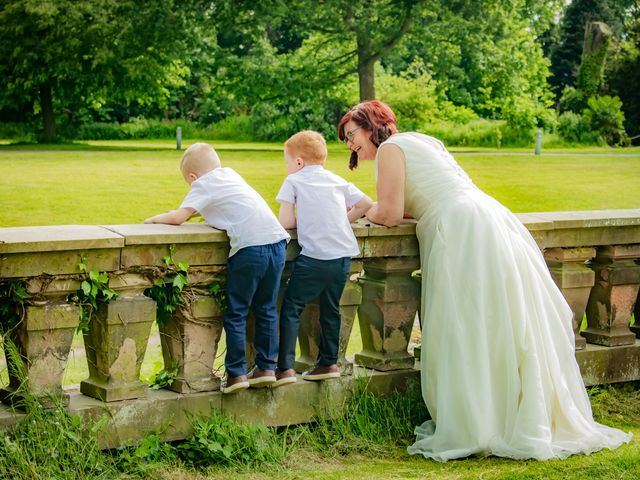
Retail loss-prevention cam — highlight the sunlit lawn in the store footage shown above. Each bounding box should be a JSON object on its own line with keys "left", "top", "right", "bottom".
{"left": 0, "top": 142, "right": 639, "bottom": 228}
{"left": 0, "top": 141, "right": 639, "bottom": 479}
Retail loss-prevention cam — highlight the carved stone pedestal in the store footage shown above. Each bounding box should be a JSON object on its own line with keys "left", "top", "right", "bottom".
{"left": 544, "top": 247, "right": 596, "bottom": 350}
{"left": 1, "top": 301, "right": 79, "bottom": 407}
{"left": 583, "top": 245, "right": 640, "bottom": 346}
{"left": 81, "top": 276, "right": 155, "bottom": 402}
{"left": 159, "top": 295, "right": 223, "bottom": 393}
{"left": 355, "top": 257, "right": 420, "bottom": 371}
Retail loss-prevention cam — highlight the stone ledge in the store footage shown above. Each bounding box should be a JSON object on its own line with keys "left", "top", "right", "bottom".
{"left": 0, "top": 225, "right": 123, "bottom": 254}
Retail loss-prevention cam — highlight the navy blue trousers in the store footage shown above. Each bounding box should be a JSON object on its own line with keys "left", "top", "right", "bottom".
{"left": 224, "top": 240, "right": 286, "bottom": 377}
{"left": 278, "top": 255, "right": 350, "bottom": 370}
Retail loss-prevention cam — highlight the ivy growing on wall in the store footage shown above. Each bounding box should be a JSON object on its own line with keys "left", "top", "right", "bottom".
{"left": 67, "top": 255, "right": 118, "bottom": 333}
{"left": 0, "top": 280, "right": 31, "bottom": 333}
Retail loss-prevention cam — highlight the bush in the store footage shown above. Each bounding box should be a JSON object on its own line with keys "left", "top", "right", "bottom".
{"left": 74, "top": 118, "right": 206, "bottom": 140}
{"left": 583, "top": 95, "right": 628, "bottom": 146}
{"left": 557, "top": 111, "right": 598, "bottom": 144}
{"left": 558, "top": 86, "right": 588, "bottom": 114}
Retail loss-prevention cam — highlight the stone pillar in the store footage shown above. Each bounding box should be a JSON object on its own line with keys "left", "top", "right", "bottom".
{"left": 355, "top": 256, "right": 420, "bottom": 371}
{"left": 583, "top": 245, "right": 640, "bottom": 346}
{"left": 1, "top": 283, "right": 79, "bottom": 406}
{"left": 80, "top": 274, "right": 155, "bottom": 402}
{"left": 544, "top": 247, "right": 596, "bottom": 350}
{"left": 295, "top": 260, "right": 363, "bottom": 375}
{"left": 159, "top": 295, "right": 223, "bottom": 393}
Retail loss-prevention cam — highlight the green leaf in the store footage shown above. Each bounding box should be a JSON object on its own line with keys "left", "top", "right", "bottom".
{"left": 81, "top": 281, "right": 91, "bottom": 296}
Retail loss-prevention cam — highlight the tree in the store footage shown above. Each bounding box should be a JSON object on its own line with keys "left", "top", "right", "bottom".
{"left": 548, "top": 0, "right": 631, "bottom": 95}
{"left": 214, "top": 0, "right": 426, "bottom": 102}
{"left": 0, "top": 0, "right": 201, "bottom": 141}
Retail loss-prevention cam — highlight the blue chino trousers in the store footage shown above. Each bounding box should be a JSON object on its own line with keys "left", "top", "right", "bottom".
{"left": 224, "top": 240, "right": 286, "bottom": 378}
{"left": 278, "top": 255, "right": 350, "bottom": 371}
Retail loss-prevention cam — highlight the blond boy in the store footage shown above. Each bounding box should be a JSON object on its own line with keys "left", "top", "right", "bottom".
{"left": 274, "top": 131, "right": 372, "bottom": 386}
{"left": 145, "top": 143, "right": 290, "bottom": 393}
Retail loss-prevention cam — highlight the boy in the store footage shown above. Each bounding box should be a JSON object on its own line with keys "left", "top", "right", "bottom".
{"left": 274, "top": 131, "right": 372, "bottom": 387}
{"left": 144, "top": 142, "right": 290, "bottom": 393}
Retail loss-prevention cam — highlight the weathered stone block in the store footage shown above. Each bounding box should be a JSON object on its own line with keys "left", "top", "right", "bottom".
{"left": 583, "top": 247, "right": 640, "bottom": 347}
{"left": 158, "top": 296, "right": 223, "bottom": 393}
{"left": 1, "top": 302, "right": 79, "bottom": 405}
{"left": 81, "top": 296, "right": 155, "bottom": 402}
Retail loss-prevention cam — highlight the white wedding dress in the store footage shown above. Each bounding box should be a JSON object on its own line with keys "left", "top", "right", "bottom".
{"left": 378, "top": 133, "right": 632, "bottom": 461}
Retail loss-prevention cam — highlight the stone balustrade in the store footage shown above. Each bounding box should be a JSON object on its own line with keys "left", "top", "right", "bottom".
{"left": 0, "top": 209, "right": 639, "bottom": 447}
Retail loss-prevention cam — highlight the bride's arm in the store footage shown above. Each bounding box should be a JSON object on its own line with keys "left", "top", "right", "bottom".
{"left": 366, "top": 143, "right": 406, "bottom": 227}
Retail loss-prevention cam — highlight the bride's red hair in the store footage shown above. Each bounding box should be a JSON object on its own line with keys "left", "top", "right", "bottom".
{"left": 338, "top": 100, "right": 399, "bottom": 170}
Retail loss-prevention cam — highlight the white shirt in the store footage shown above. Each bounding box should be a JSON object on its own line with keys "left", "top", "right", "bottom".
{"left": 276, "top": 165, "right": 363, "bottom": 260}
{"left": 181, "top": 168, "right": 290, "bottom": 257}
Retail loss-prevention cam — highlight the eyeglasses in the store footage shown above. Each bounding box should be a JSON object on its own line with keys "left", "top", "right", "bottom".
{"left": 344, "top": 127, "right": 361, "bottom": 144}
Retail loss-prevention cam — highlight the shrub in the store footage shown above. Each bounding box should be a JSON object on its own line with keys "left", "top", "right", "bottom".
{"left": 583, "top": 95, "right": 628, "bottom": 146}
{"left": 557, "top": 111, "right": 598, "bottom": 144}
{"left": 559, "top": 86, "right": 588, "bottom": 114}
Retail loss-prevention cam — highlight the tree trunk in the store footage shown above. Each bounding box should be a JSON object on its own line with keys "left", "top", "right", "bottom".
{"left": 357, "top": 35, "right": 376, "bottom": 101}
{"left": 40, "top": 83, "right": 56, "bottom": 142}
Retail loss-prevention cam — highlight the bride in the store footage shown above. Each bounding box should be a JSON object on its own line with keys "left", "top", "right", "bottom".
{"left": 338, "top": 100, "right": 632, "bottom": 461}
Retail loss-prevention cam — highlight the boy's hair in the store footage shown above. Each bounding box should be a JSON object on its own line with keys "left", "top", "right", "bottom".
{"left": 180, "top": 142, "right": 221, "bottom": 175}
{"left": 284, "top": 130, "right": 327, "bottom": 164}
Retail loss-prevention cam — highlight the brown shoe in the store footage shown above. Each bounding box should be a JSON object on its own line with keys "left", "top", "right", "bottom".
{"left": 302, "top": 364, "right": 340, "bottom": 381}
{"left": 221, "top": 374, "right": 249, "bottom": 394}
{"left": 272, "top": 368, "right": 297, "bottom": 388}
{"left": 247, "top": 366, "right": 276, "bottom": 388}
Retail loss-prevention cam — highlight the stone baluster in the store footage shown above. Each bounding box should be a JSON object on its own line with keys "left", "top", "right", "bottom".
{"left": 294, "top": 260, "right": 363, "bottom": 375}
{"left": 544, "top": 247, "right": 596, "bottom": 350}
{"left": 355, "top": 256, "right": 421, "bottom": 371}
{"left": 583, "top": 245, "right": 640, "bottom": 346}
{"left": 80, "top": 273, "right": 155, "bottom": 402}
{"left": 1, "top": 277, "right": 80, "bottom": 406}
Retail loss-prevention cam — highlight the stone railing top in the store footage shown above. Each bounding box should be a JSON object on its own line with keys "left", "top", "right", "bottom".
{"left": 516, "top": 209, "right": 640, "bottom": 231}
{"left": 103, "top": 224, "right": 229, "bottom": 246}
{"left": 0, "top": 225, "right": 123, "bottom": 254}
{"left": 1, "top": 209, "right": 639, "bottom": 258}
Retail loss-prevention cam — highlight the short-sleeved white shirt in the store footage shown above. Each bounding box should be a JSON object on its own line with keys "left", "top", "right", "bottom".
{"left": 276, "top": 165, "right": 364, "bottom": 260}
{"left": 181, "top": 168, "right": 289, "bottom": 257}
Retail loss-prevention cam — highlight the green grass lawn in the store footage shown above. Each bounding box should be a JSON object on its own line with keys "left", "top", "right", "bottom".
{"left": 0, "top": 141, "right": 639, "bottom": 479}
{"left": 0, "top": 142, "right": 638, "bottom": 228}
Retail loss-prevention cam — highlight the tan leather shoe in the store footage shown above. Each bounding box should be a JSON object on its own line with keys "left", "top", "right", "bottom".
{"left": 272, "top": 368, "right": 297, "bottom": 388}
{"left": 247, "top": 366, "right": 276, "bottom": 388}
{"left": 302, "top": 364, "right": 340, "bottom": 381}
{"left": 221, "top": 374, "right": 250, "bottom": 394}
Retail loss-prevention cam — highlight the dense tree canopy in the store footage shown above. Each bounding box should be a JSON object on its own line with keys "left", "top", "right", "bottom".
{"left": 0, "top": 0, "right": 637, "bottom": 143}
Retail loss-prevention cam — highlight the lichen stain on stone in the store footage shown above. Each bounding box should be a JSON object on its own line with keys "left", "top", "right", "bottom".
{"left": 385, "top": 328, "right": 408, "bottom": 352}
{"left": 109, "top": 337, "right": 138, "bottom": 381}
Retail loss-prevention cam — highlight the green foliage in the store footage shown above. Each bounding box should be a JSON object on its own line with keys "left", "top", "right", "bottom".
{"left": 0, "top": 280, "right": 31, "bottom": 333}
{"left": 74, "top": 118, "right": 206, "bottom": 141}
{"left": 208, "top": 277, "right": 228, "bottom": 314}
{"left": 176, "top": 408, "right": 295, "bottom": 468}
{"left": 306, "top": 378, "right": 428, "bottom": 456}
{"left": 149, "top": 362, "right": 179, "bottom": 390}
{"left": 0, "top": 339, "right": 121, "bottom": 479}
{"left": 67, "top": 256, "right": 117, "bottom": 333}
{"left": 557, "top": 111, "right": 598, "bottom": 144}
{"left": 606, "top": 9, "right": 640, "bottom": 138}
{"left": 559, "top": 86, "right": 588, "bottom": 113}
{"left": 577, "top": 22, "right": 613, "bottom": 98}
{"left": 144, "top": 244, "right": 189, "bottom": 325}
{"left": 583, "top": 95, "right": 628, "bottom": 145}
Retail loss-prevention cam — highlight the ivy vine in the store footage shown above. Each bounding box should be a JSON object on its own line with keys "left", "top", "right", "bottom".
{"left": 208, "top": 276, "right": 228, "bottom": 313}
{"left": 67, "top": 255, "right": 118, "bottom": 333}
{"left": 0, "top": 280, "right": 31, "bottom": 333}
{"left": 144, "top": 244, "right": 190, "bottom": 325}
